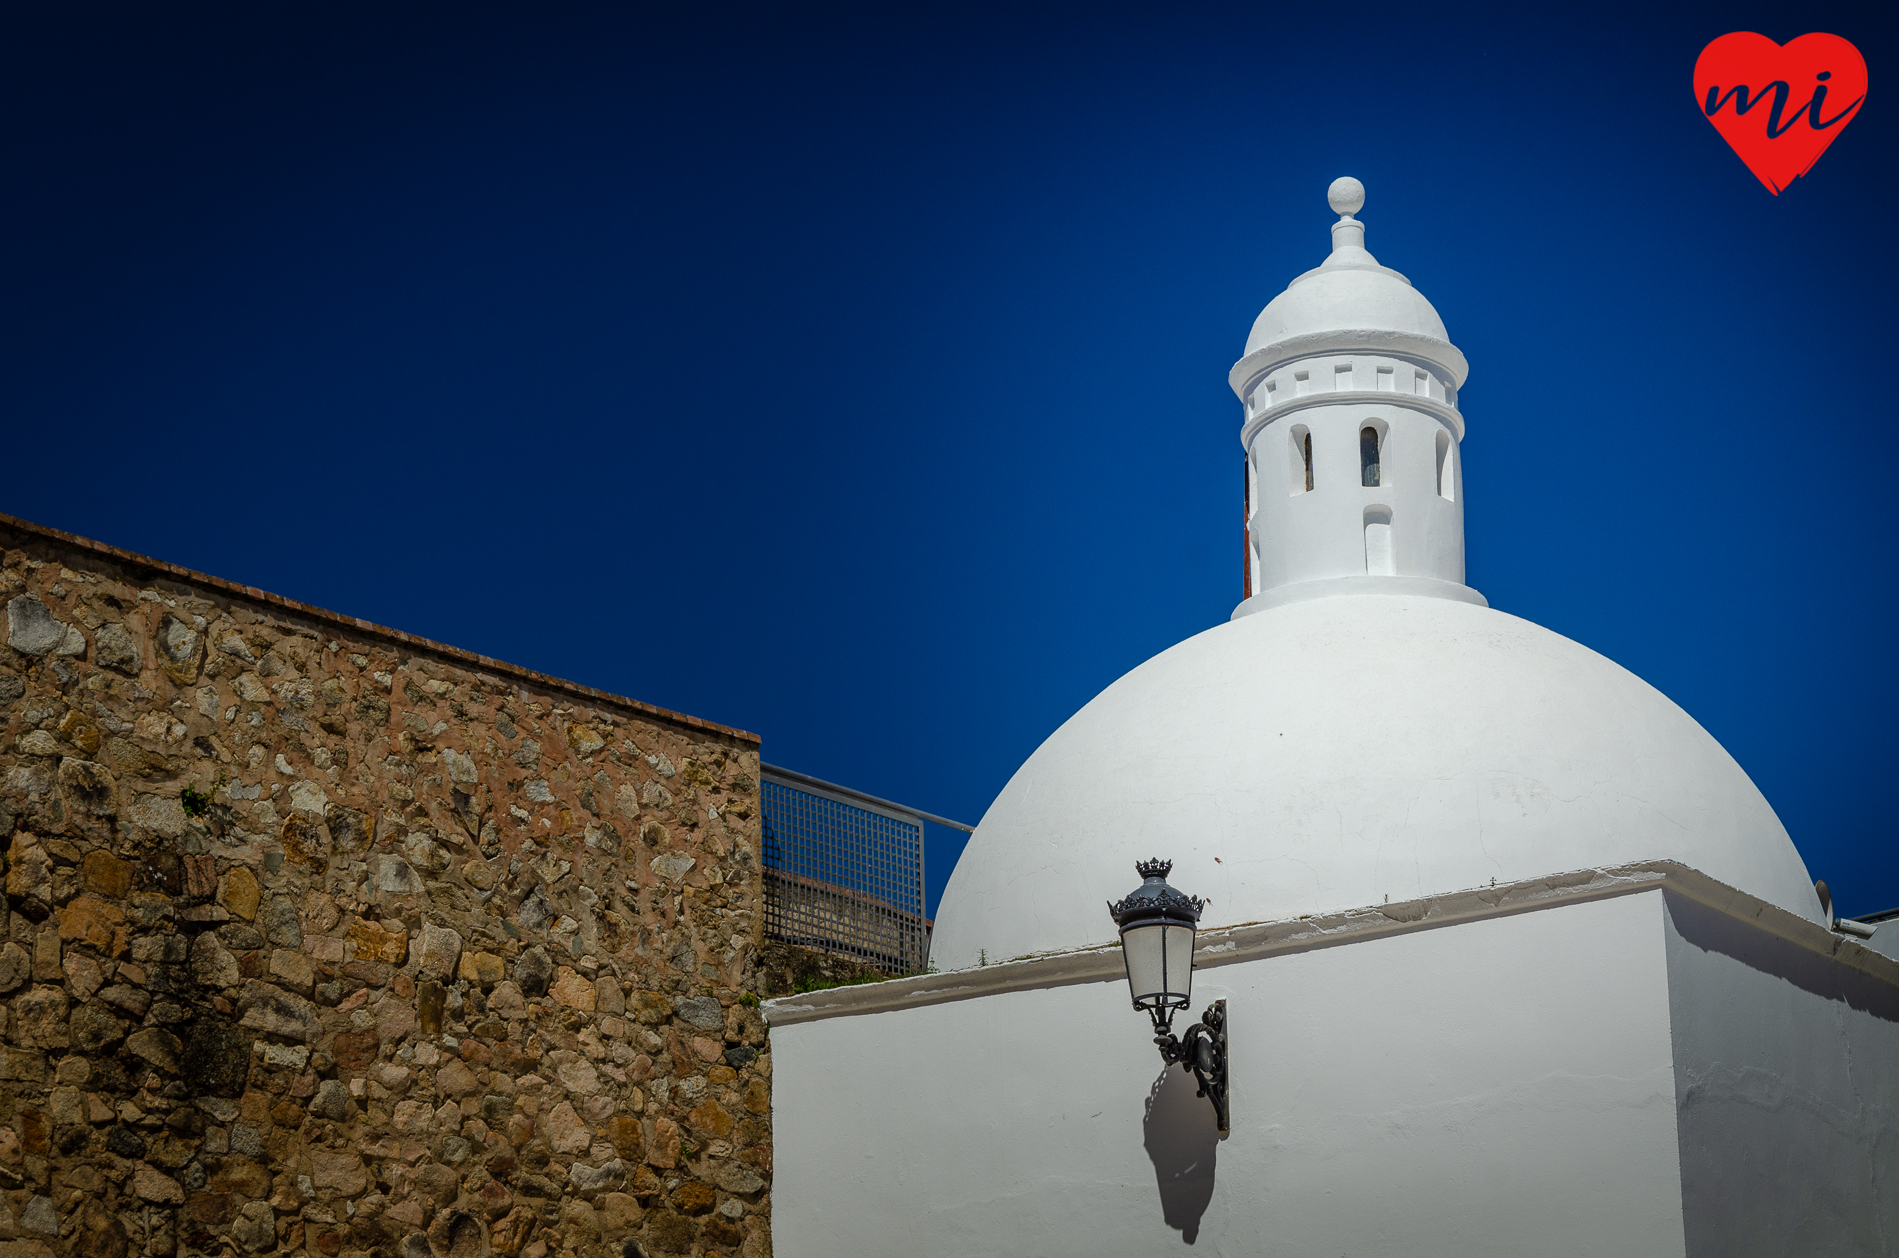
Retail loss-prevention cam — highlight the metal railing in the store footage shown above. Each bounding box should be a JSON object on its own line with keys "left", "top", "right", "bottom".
{"left": 759, "top": 763, "right": 972, "bottom": 976}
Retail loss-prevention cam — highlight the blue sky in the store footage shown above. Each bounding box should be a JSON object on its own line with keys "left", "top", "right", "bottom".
{"left": 2, "top": 1, "right": 1893, "bottom": 918}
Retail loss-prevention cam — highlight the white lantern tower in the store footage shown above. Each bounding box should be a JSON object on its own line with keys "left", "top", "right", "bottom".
{"left": 1232, "top": 177, "right": 1480, "bottom": 615}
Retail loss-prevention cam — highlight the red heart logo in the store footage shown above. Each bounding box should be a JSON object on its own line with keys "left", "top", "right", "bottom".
{"left": 1694, "top": 32, "right": 1867, "bottom": 194}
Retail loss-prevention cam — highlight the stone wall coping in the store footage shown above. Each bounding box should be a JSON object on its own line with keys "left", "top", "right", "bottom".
{"left": 0, "top": 510, "right": 759, "bottom": 744}
{"left": 763, "top": 859, "right": 1898, "bottom": 1025}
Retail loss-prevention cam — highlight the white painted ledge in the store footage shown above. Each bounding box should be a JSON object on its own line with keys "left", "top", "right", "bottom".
{"left": 762, "top": 859, "right": 1899, "bottom": 1027}
{"left": 1230, "top": 575, "right": 1488, "bottom": 619}
{"left": 1229, "top": 328, "right": 1471, "bottom": 397}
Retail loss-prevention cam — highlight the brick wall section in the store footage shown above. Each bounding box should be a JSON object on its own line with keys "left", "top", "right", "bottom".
{"left": 0, "top": 516, "right": 772, "bottom": 1258}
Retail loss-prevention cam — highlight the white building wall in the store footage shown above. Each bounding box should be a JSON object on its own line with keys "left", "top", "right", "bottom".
{"left": 1662, "top": 893, "right": 1899, "bottom": 1254}
{"left": 772, "top": 892, "right": 1686, "bottom": 1257}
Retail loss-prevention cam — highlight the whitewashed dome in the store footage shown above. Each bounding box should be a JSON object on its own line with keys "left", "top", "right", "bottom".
{"left": 930, "top": 595, "right": 1821, "bottom": 970}
{"left": 1243, "top": 263, "right": 1450, "bottom": 356}
{"left": 1236, "top": 175, "right": 1468, "bottom": 388}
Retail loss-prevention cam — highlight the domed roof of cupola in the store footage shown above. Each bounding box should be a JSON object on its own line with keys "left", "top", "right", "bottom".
{"left": 1235, "top": 177, "right": 1468, "bottom": 388}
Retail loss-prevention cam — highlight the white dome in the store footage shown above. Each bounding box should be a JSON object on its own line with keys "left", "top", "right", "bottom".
{"left": 1244, "top": 265, "right": 1450, "bottom": 358}
{"left": 1231, "top": 182, "right": 1469, "bottom": 389}
{"left": 932, "top": 595, "right": 1820, "bottom": 969}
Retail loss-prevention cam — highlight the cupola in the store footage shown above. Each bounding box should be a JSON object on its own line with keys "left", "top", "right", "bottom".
{"left": 1231, "top": 178, "right": 1481, "bottom": 617}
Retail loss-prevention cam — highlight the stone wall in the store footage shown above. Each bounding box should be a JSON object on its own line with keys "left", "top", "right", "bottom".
{"left": 0, "top": 515, "right": 772, "bottom": 1258}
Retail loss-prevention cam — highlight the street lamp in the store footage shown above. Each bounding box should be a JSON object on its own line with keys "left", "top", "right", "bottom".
{"left": 1108, "top": 858, "right": 1229, "bottom": 1133}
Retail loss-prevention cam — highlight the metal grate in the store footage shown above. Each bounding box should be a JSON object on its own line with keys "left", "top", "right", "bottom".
{"left": 760, "top": 767, "right": 932, "bottom": 975}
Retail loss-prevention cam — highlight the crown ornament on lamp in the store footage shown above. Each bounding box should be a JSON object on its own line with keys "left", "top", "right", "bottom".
{"left": 1108, "top": 859, "right": 1229, "bottom": 1133}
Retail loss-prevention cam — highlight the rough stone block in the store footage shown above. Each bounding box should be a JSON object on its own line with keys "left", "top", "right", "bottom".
{"left": 442, "top": 747, "right": 478, "bottom": 784}
{"left": 57, "top": 896, "right": 127, "bottom": 956}
{"left": 674, "top": 995, "right": 723, "bottom": 1030}
{"left": 490, "top": 1206, "right": 537, "bottom": 1254}
{"left": 5, "top": 833, "right": 51, "bottom": 904}
{"left": 56, "top": 711, "right": 100, "bottom": 754}
{"left": 606, "top": 1116, "right": 644, "bottom": 1158}
{"left": 260, "top": 894, "right": 302, "bottom": 947}
{"left": 68, "top": 1002, "right": 124, "bottom": 1052}
{"left": 126, "top": 1028, "right": 184, "bottom": 1074}
{"left": 237, "top": 982, "right": 320, "bottom": 1042}
{"left": 488, "top": 980, "right": 526, "bottom": 1019}
{"left": 189, "top": 933, "right": 241, "bottom": 989}
{"left": 268, "top": 949, "right": 315, "bottom": 995}
{"left": 646, "top": 1211, "right": 695, "bottom": 1252}
{"left": 377, "top": 1000, "right": 417, "bottom": 1043}
{"left": 550, "top": 966, "right": 596, "bottom": 1011}
{"left": 554, "top": 1055, "right": 599, "bottom": 1096}
{"left": 5, "top": 595, "right": 83, "bottom": 657}
{"left": 0, "top": 1048, "right": 46, "bottom": 1083}
{"left": 543, "top": 1101, "right": 591, "bottom": 1154}
{"left": 417, "top": 921, "right": 461, "bottom": 978}
{"left": 675, "top": 1181, "right": 716, "bottom": 1215}
{"left": 133, "top": 1165, "right": 184, "bottom": 1204}
{"left": 631, "top": 991, "right": 673, "bottom": 1025}
{"left": 652, "top": 852, "right": 695, "bottom": 882}
{"left": 230, "top": 1200, "right": 276, "bottom": 1253}
{"left": 98, "top": 983, "right": 150, "bottom": 1019}
{"left": 435, "top": 1058, "right": 479, "bottom": 1097}
{"left": 81, "top": 850, "right": 132, "bottom": 897}
{"left": 13, "top": 986, "right": 69, "bottom": 1048}
{"left": 154, "top": 613, "right": 203, "bottom": 684}
{"left": 126, "top": 793, "right": 186, "bottom": 838}
{"left": 569, "top": 1159, "right": 624, "bottom": 1193}
{"left": 331, "top": 1028, "right": 379, "bottom": 1071}
{"left": 0, "top": 945, "right": 27, "bottom": 997}
{"left": 209, "top": 1159, "right": 270, "bottom": 1197}
{"left": 308, "top": 1078, "right": 353, "bottom": 1121}
{"left": 373, "top": 856, "right": 423, "bottom": 894}
{"left": 457, "top": 950, "right": 505, "bottom": 986}
{"left": 418, "top": 980, "right": 445, "bottom": 1035}
{"left": 347, "top": 920, "right": 408, "bottom": 964}
{"left": 647, "top": 1116, "right": 681, "bottom": 1169}
{"left": 718, "top": 1161, "right": 765, "bottom": 1195}
{"left": 15, "top": 731, "right": 60, "bottom": 757}
{"left": 593, "top": 1192, "right": 640, "bottom": 1240}
{"left": 31, "top": 928, "right": 60, "bottom": 983}
{"left": 280, "top": 813, "right": 328, "bottom": 868}
{"left": 686, "top": 1100, "right": 733, "bottom": 1139}
{"left": 183, "top": 853, "right": 217, "bottom": 899}
{"left": 309, "top": 1149, "right": 367, "bottom": 1194}
{"left": 219, "top": 866, "right": 261, "bottom": 920}
{"left": 57, "top": 758, "right": 115, "bottom": 816}
{"left": 94, "top": 622, "right": 142, "bottom": 676}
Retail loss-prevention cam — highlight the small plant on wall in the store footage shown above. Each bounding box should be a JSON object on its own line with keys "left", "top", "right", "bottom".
{"left": 180, "top": 772, "right": 225, "bottom": 818}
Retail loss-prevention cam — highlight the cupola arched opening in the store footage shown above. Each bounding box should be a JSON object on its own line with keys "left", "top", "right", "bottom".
{"left": 1359, "top": 426, "right": 1381, "bottom": 488}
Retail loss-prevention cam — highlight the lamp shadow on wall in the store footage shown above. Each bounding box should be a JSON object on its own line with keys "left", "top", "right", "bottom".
{"left": 1142, "top": 1063, "right": 1225, "bottom": 1243}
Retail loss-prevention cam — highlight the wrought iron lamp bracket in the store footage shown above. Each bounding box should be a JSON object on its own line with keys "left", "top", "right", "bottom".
{"left": 1151, "top": 998, "right": 1229, "bottom": 1134}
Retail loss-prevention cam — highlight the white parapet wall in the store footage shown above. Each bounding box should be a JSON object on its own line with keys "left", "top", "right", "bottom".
{"left": 765, "top": 863, "right": 1899, "bottom": 1258}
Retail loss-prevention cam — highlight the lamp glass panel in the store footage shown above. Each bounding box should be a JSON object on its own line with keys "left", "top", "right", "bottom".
{"left": 1121, "top": 921, "right": 1193, "bottom": 1008}
{"left": 1121, "top": 923, "right": 1164, "bottom": 1006}
{"left": 1164, "top": 920, "right": 1194, "bottom": 1005}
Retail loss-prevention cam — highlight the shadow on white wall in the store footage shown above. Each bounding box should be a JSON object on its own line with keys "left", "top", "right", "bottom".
{"left": 1142, "top": 1063, "right": 1225, "bottom": 1243}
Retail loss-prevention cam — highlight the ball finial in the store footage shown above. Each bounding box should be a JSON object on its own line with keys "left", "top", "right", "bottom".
{"left": 1327, "top": 176, "right": 1365, "bottom": 217}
